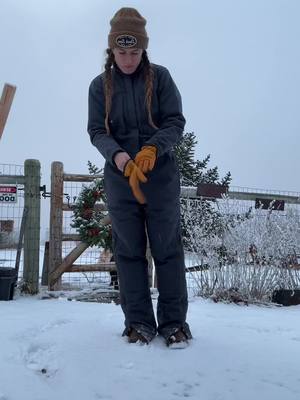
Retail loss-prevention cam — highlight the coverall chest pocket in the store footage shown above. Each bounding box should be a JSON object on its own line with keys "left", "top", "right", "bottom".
{"left": 109, "top": 91, "right": 126, "bottom": 135}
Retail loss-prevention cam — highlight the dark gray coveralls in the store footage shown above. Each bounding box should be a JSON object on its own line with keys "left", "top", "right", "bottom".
{"left": 88, "top": 63, "right": 191, "bottom": 342}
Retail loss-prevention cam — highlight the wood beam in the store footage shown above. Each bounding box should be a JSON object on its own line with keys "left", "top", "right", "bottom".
{"left": 0, "top": 83, "right": 16, "bottom": 140}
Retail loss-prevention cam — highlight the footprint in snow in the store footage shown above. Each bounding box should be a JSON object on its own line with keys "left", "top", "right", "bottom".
{"left": 40, "top": 318, "right": 72, "bottom": 333}
{"left": 13, "top": 318, "right": 72, "bottom": 342}
{"left": 23, "top": 342, "right": 59, "bottom": 378}
{"left": 116, "top": 362, "right": 134, "bottom": 370}
{"left": 172, "top": 381, "right": 195, "bottom": 398}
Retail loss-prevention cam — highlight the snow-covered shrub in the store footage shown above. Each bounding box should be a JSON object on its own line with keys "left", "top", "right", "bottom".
{"left": 183, "top": 197, "right": 300, "bottom": 302}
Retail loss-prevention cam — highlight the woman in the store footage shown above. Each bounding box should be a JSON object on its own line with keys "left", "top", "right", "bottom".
{"left": 88, "top": 7, "right": 192, "bottom": 347}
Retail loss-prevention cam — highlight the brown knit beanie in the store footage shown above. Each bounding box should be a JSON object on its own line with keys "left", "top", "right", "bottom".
{"left": 108, "top": 7, "right": 148, "bottom": 49}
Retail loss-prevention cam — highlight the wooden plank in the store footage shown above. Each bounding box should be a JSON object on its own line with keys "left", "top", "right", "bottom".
{"left": 185, "top": 264, "right": 210, "bottom": 272}
{"left": 197, "top": 183, "right": 228, "bottom": 199}
{"left": 231, "top": 191, "right": 300, "bottom": 205}
{"left": 63, "top": 173, "right": 103, "bottom": 182}
{"left": 62, "top": 203, "right": 75, "bottom": 211}
{"left": 66, "top": 263, "right": 117, "bottom": 272}
{"left": 49, "top": 162, "right": 64, "bottom": 290}
{"left": 0, "top": 84, "right": 16, "bottom": 139}
{"left": 289, "top": 264, "right": 300, "bottom": 270}
{"left": 0, "top": 175, "right": 25, "bottom": 184}
{"left": 49, "top": 241, "right": 89, "bottom": 287}
{"left": 180, "top": 186, "right": 300, "bottom": 205}
{"left": 15, "top": 207, "right": 28, "bottom": 276}
{"left": 62, "top": 202, "right": 108, "bottom": 212}
{"left": 62, "top": 233, "right": 81, "bottom": 241}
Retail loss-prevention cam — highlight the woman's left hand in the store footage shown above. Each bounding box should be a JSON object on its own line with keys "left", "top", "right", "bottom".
{"left": 114, "top": 151, "right": 131, "bottom": 172}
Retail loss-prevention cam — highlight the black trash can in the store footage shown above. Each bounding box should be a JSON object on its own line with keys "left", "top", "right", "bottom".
{"left": 0, "top": 267, "right": 17, "bottom": 301}
{"left": 272, "top": 289, "right": 300, "bottom": 306}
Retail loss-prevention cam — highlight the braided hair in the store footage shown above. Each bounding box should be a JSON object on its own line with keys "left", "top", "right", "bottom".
{"left": 103, "top": 49, "right": 158, "bottom": 134}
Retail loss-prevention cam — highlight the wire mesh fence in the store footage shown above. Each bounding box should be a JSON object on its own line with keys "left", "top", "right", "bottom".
{"left": 230, "top": 185, "right": 300, "bottom": 198}
{"left": 54, "top": 176, "right": 300, "bottom": 298}
{"left": 0, "top": 163, "right": 25, "bottom": 275}
{"left": 0, "top": 161, "right": 41, "bottom": 295}
{"left": 2, "top": 158, "right": 299, "bottom": 301}
{"left": 57, "top": 179, "right": 114, "bottom": 290}
{"left": 182, "top": 191, "right": 300, "bottom": 300}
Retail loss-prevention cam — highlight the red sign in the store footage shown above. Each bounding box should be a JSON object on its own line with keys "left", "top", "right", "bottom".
{"left": 0, "top": 186, "right": 17, "bottom": 203}
{"left": 0, "top": 186, "right": 17, "bottom": 193}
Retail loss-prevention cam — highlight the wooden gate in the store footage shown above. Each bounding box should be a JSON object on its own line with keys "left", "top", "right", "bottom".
{"left": 47, "top": 161, "right": 154, "bottom": 290}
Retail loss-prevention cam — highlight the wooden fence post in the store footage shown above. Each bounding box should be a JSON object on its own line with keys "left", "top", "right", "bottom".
{"left": 49, "top": 161, "right": 64, "bottom": 290}
{"left": 23, "top": 159, "right": 41, "bottom": 294}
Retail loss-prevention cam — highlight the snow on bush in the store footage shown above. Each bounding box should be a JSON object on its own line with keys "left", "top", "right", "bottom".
{"left": 182, "top": 197, "right": 300, "bottom": 302}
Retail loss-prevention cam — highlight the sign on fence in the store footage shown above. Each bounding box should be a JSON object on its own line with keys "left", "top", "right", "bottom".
{"left": 0, "top": 185, "right": 17, "bottom": 203}
{"left": 255, "top": 197, "right": 285, "bottom": 211}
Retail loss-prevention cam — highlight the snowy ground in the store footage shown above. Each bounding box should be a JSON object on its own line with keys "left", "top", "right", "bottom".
{"left": 0, "top": 295, "right": 300, "bottom": 400}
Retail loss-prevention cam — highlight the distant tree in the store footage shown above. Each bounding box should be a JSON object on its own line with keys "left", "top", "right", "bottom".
{"left": 174, "top": 132, "right": 232, "bottom": 251}
{"left": 87, "top": 160, "right": 101, "bottom": 175}
{"left": 174, "top": 131, "right": 231, "bottom": 187}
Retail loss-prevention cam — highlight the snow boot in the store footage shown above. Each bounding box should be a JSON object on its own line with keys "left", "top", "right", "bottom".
{"left": 126, "top": 328, "right": 149, "bottom": 344}
{"left": 166, "top": 328, "right": 190, "bottom": 349}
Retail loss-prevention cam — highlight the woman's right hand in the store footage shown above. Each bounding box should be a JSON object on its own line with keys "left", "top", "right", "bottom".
{"left": 114, "top": 151, "right": 131, "bottom": 172}
{"left": 123, "top": 160, "right": 148, "bottom": 204}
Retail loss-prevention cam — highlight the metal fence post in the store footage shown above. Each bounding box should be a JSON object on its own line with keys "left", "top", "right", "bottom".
{"left": 23, "top": 159, "right": 41, "bottom": 294}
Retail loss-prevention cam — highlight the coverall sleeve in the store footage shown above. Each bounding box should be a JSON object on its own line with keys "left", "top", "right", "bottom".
{"left": 144, "top": 67, "right": 186, "bottom": 156}
{"left": 87, "top": 76, "right": 124, "bottom": 165}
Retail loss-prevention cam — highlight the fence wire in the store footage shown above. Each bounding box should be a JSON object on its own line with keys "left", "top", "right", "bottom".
{"left": 2, "top": 159, "right": 299, "bottom": 298}
{"left": 0, "top": 163, "right": 25, "bottom": 275}
{"left": 59, "top": 179, "right": 113, "bottom": 290}
{"left": 59, "top": 179, "right": 300, "bottom": 295}
{"left": 182, "top": 192, "right": 300, "bottom": 298}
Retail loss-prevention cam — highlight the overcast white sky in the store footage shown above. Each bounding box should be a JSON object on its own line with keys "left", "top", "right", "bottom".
{"left": 1, "top": 0, "right": 300, "bottom": 193}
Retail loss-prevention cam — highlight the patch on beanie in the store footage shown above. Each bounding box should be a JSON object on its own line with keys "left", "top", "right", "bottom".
{"left": 116, "top": 34, "right": 137, "bottom": 48}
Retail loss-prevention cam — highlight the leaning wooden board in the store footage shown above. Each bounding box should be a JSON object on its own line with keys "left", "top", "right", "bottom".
{"left": 0, "top": 83, "right": 16, "bottom": 140}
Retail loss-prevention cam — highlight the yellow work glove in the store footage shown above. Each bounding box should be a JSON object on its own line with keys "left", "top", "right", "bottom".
{"left": 134, "top": 145, "right": 157, "bottom": 174}
{"left": 124, "top": 160, "right": 148, "bottom": 204}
